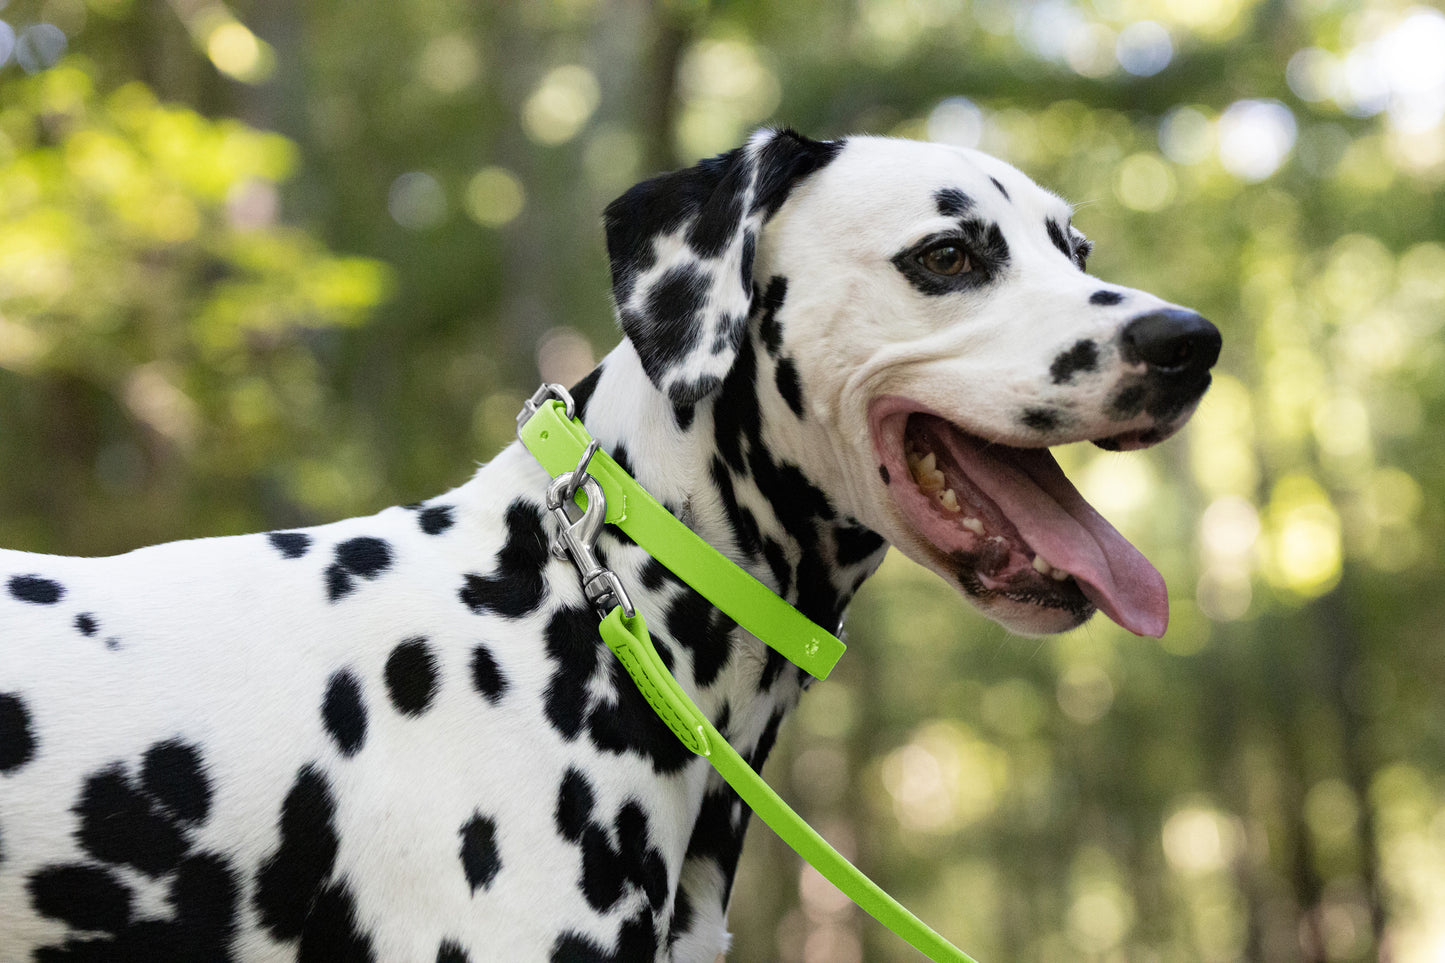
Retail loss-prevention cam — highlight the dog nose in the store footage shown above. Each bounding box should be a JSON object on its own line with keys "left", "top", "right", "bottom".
{"left": 1120, "top": 309, "right": 1221, "bottom": 378}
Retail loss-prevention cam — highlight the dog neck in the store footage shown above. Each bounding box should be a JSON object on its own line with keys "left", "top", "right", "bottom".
{"left": 568, "top": 337, "right": 888, "bottom": 679}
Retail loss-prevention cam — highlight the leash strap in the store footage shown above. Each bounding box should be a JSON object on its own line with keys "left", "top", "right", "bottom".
{"left": 517, "top": 393, "right": 845, "bottom": 680}
{"left": 598, "top": 609, "right": 977, "bottom": 963}
{"left": 518, "top": 387, "right": 977, "bottom": 963}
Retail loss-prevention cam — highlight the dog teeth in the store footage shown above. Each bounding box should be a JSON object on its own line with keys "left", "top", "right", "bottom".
{"left": 908, "top": 450, "right": 946, "bottom": 493}
{"left": 937, "top": 488, "right": 960, "bottom": 513}
{"left": 962, "top": 515, "right": 984, "bottom": 535}
{"left": 1031, "top": 554, "right": 1072, "bottom": 581}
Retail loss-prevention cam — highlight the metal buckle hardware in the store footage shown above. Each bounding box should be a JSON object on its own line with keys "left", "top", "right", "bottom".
{"left": 515, "top": 382, "right": 576, "bottom": 438}
{"left": 545, "top": 466, "right": 635, "bottom": 620}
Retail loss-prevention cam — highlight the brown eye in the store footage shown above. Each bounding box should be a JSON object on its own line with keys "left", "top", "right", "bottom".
{"left": 920, "top": 245, "right": 971, "bottom": 276}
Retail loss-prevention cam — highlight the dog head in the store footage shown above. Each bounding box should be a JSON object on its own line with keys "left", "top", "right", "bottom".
{"left": 603, "top": 130, "right": 1220, "bottom": 639}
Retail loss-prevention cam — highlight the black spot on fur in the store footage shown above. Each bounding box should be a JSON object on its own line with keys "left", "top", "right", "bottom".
{"left": 1051, "top": 339, "right": 1099, "bottom": 384}
{"left": 775, "top": 356, "right": 805, "bottom": 417}
{"left": 75, "top": 612, "right": 98, "bottom": 637}
{"left": 385, "top": 638, "right": 440, "bottom": 717}
{"left": 759, "top": 648, "right": 790, "bottom": 691}
{"left": 835, "top": 523, "right": 885, "bottom": 567}
{"left": 140, "top": 741, "right": 211, "bottom": 824}
{"left": 8, "top": 574, "right": 63, "bottom": 604}
{"left": 749, "top": 130, "right": 843, "bottom": 219}
{"left": 543, "top": 605, "right": 603, "bottom": 740}
{"left": 420, "top": 505, "right": 455, "bottom": 535}
{"left": 935, "top": 187, "right": 974, "bottom": 217}
{"left": 326, "top": 566, "right": 354, "bottom": 602}
{"left": 550, "top": 910, "right": 658, "bottom": 963}
{"left": 710, "top": 456, "right": 761, "bottom": 560}
{"left": 297, "top": 882, "right": 374, "bottom": 962}
{"left": 571, "top": 798, "right": 668, "bottom": 916}
{"left": 438, "top": 941, "right": 472, "bottom": 963}
{"left": 663, "top": 586, "right": 736, "bottom": 689}
{"left": 579, "top": 822, "right": 626, "bottom": 912}
{"left": 878, "top": 464, "right": 890, "bottom": 484}
{"left": 617, "top": 801, "right": 669, "bottom": 911}
{"left": 683, "top": 787, "right": 748, "bottom": 901}
{"left": 1045, "top": 217, "right": 1072, "bottom": 259}
{"left": 29, "top": 852, "right": 240, "bottom": 960}
{"left": 556, "top": 767, "right": 596, "bottom": 843}
{"left": 164, "top": 853, "right": 242, "bottom": 958}
{"left": 268, "top": 532, "right": 312, "bottom": 559}
{"left": 27, "top": 739, "right": 238, "bottom": 959}
{"left": 28, "top": 864, "right": 133, "bottom": 932}
{"left": 542, "top": 605, "right": 692, "bottom": 772}
{"left": 739, "top": 231, "right": 756, "bottom": 294}
{"left": 336, "top": 537, "right": 391, "bottom": 577}
{"left": 1111, "top": 383, "right": 1148, "bottom": 419}
{"left": 622, "top": 264, "right": 708, "bottom": 389}
{"left": 0, "top": 693, "right": 37, "bottom": 773}
{"left": 570, "top": 366, "right": 602, "bottom": 421}
{"left": 322, "top": 670, "right": 368, "bottom": 756}
{"left": 762, "top": 537, "right": 792, "bottom": 599}
{"left": 1090, "top": 289, "right": 1124, "bottom": 306}
{"left": 990, "top": 176, "right": 1010, "bottom": 200}
{"left": 326, "top": 537, "right": 393, "bottom": 602}
{"left": 685, "top": 157, "right": 748, "bottom": 260}
{"left": 469, "top": 644, "right": 509, "bottom": 705}
{"left": 750, "top": 710, "right": 786, "bottom": 773}
{"left": 460, "top": 500, "right": 549, "bottom": 618}
{"left": 253, "top": 766, "right": 340, "bottom": 940}
{"left": 74, "top": 765, "right": 189, "bottom": 876}
{"left": 757, "top": 276, "right": 788, "bottom": 357}
{"left": 587, "top": 655, "right": 694, "bottom": 774}
{"left": 673, "top": 400, "right": 696, "bottom": 431}
{"left": 1023, "top": 408, "right": 1060, "bottom": 431}
{"left": 459, "top": 812, "right": 501, "bottom": 894}
{"left": 667, "top": 886, "right": 694, "bottom": 951}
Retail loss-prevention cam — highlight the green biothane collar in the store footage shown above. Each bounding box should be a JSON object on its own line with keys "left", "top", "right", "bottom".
{"left": 519, "top": 397, "right": 977, "bottom": 963}
{"left": 517, "top": 397, "right": 845, "bottom": 680}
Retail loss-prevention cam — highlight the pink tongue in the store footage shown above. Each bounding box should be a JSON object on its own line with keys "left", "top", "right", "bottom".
{"left": 947, "top": 435, "right": 1168, "bottom": 637}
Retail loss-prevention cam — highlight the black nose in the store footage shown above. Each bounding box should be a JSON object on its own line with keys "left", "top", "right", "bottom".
{"left": 1120, "top": 309, "right": 1221, "bottom": 378}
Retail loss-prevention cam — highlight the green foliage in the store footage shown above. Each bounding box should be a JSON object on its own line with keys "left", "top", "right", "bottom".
{"left": 3, "top": 0, "right": 1445, "bottom": 960}
{"left": 0, "top": 61, "right": 391, "bottom": 550}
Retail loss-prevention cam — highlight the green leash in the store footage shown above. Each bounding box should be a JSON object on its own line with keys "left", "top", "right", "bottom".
{"left": 517, "top": 384, "right": 977, "bottom": 963}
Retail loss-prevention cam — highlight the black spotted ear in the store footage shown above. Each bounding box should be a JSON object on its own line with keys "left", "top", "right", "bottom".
{"left": 603, "top": 128, "right": 841, "bottom": 405}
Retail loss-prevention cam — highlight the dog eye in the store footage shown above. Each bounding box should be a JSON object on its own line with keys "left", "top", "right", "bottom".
{"left": 919, "top": 244, "right": 971, "bottom": 276}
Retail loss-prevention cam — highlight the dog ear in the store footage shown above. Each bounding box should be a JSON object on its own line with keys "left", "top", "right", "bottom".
{"left": 603, "top": 128, "right": 841, "bottom": 405}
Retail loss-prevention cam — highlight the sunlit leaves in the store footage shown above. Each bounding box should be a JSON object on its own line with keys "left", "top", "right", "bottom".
{"left": 0, "top": 61, "right": 390, "bottom": 548}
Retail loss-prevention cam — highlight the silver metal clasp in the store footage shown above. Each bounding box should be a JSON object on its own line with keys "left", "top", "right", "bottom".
{"left": 545, "top": 450, "right": 635, "bottom": 619}
{"left": 516, "top": 382, "right": 576, "bottom": 438}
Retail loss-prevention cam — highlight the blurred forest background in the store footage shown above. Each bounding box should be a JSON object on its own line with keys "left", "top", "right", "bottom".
{"left": 2, "top": 0, "right": 1443, "bottom": 960}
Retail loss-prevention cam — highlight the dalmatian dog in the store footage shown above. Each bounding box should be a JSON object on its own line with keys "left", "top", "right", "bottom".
{"left": 0, "top": 129, "right": 1219, "bottom": 961}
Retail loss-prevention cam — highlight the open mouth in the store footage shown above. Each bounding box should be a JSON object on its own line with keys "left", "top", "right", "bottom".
{"left": 870, "top": 398, "right": 1168, "bottom": 637}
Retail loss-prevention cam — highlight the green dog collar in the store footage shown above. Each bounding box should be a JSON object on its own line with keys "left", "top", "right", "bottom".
{"left": 517, "top": 389, "right": 846, "bottom": 680}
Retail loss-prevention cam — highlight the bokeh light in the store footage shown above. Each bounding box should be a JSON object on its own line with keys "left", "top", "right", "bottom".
{"left": 522, "top": 64, "right": 600, "bottom": 146}
{"left": 464, "top": 166, "right": 525, "bottom": 228}
{"left": 387, "top": 171, "right": 446, "bottom": 230}
{"left": 15, "top": 22, "right": 65, "bottom": 73}
{"left": 1217, "top": 98, "right": 1297, "bottom": 181}
{"left": 0, "top": 21, "right": 16, "bottom": 68}
{"left": 1115, "top": 20, "right": 1173, "bottom": 77}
